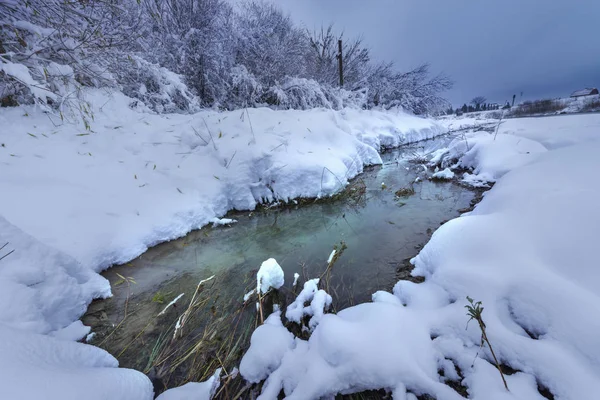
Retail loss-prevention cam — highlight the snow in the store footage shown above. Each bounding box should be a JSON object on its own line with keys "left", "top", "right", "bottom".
{"left": 13, "top": 20, "right": 55, "bottom": 36}
{"left": 498, "top": 113, "right": 600, "bottom": 150}
{"left": 292, "top": 272, "right": 300, "bottom": 287}
{"left": 210, "top": 217, "right": 237, "bottom": 227}
{"left": 240, "top": 112, "right": 600, "bottom": 399}
{"left": 431, "top": 168, "right": 454, "bottom": 180}
{"left": 284, "top": 278, "right": 332, "bottom": 330}
{"left": 239, "top": 312, "right": 295, "bottom": 384}
{"left": 326, "top": 249, "right": 336, "bottom": 264}
{"left": 308, "top": 290, "right": 333, "bottom": 330}
{"left": 0, "top": 87, "right": 444, "bottom": 399}
{"left": 429, "top": 128, "right": 547, "bottom": 185}
{"left": 7, "top": 82, "right": 600, "bottom": 399}
{"left": 285, "top": 278, "right": 320, "bottom": 323}
{"left": 243, "top": 288, "right": 256, "bottom": 302}
{"left": 155, "top": 369, "right": 221, "bottom": 400}
{"left": 0, "top": 323, "right": 154, "bottom": 400}
{"left": 0, "top": 90, "right": 443, "bottom": 273}
{"left": 0, "top": 61, "right": 56, "bottom": 101}
{"left": 158, "top": 293, "right": 185, "bottom": 316}
{"left": 257, "top": 258, "right": 285, "bottom": 294}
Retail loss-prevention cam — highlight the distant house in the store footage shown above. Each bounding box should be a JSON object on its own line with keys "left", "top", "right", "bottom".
{"left": 570, "top": 88, "right": 599, "bottom": 98}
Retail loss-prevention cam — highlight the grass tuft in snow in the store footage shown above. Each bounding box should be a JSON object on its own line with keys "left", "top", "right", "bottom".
{"left": 465, "top": 296, "right": 509, "bottom": 391}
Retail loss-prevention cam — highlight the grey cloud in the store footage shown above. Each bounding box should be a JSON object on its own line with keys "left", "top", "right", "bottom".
{"left": 272, "top": 0, "right": 600, "bottom": 105}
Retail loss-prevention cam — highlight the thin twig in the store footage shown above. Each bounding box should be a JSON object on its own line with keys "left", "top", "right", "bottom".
{"left": 494, "top": 112, "right": 505, "bottom": 141}
{"left": 201, "top": 118, "right": 218, "bottom": 151}
{"left": 245, "top": 108, "right": 256, "bottom": 144}
{"left": 0, "top": 249, "right": 15, "bottom": 262}
{"left": 225, "top": 151, "right": 237, "bottom": 169}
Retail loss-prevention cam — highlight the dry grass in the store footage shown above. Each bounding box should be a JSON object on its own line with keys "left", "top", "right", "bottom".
{"left": 581, "top": 98, "right": 600, "bottom": 112}
{"left": 395, "top": 186, "right": 415, "bottom": 197}
{"left": 508, "top": 99, "right": 565, "bottom": 117}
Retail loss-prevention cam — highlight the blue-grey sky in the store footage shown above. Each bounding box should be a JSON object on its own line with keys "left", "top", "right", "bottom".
{"left": 273, "top": 0, "right": 600, "bottom": 106}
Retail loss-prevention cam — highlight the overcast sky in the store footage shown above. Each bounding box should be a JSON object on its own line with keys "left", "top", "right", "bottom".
{"left": 273, "top": 0, "right": 600, "bottom": 106}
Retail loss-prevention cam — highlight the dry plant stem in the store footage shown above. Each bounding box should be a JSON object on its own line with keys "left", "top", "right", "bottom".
{"left": 257, "top": 290, "right": 264, "bottom": 324}
{"left": 478, "top": 320, "right": 509, "bottom": 391}
{"left": 0, "top": 249, "right": 14, "bottom": 261}
{"left": 201, "top": 117, "right": 218, "bottom": 151}
{"left": 245, "top": 108, "right": 256, "bottom": 143}
{"left": 494, "top": 112, "right": 504, "bottom": 140}
{"left": 98, "top": 280, "right": 131, "bottom": 347}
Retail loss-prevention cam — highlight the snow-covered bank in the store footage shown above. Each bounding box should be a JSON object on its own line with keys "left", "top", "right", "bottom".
{"left": 0, "top": 90, "right": 443, "bottom": 399}
{"left": 240, "top": 113, "right": 600, "bottom": 399}
{"left": 1, "top": 91, "right": 442, "bottom": 272}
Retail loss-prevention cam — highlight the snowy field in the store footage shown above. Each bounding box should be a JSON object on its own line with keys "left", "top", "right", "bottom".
{"left": 0, "top": 90, "right": 443, "bottom": 399}
{"left": 2, "top": 88, "right": 600, "bottom": 399}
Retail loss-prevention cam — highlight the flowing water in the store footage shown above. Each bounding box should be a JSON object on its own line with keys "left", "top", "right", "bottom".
{"left": 83, "top": 136, "right": 476, "bottom": 394}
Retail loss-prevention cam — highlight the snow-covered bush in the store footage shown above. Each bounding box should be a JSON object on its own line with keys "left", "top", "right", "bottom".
{"left": 262, "top": 78, "right": 368, "bottom": 110}
{"left": 107, "top": 55, "right": 200, "bottom": 114}
{"left": 221, "top": 65, "right": 263, "bottom": 109}
{"left": 0, "top": 0, "right": 136, "bottom": 109}
{"left": 1, "top": 0, "right": 452, "bottom": 114}
{"left": 367, "top": 63, "right": 453, "bottom": 114}
{"left": 264, "top": 78, "right": 333, "bottom": 109}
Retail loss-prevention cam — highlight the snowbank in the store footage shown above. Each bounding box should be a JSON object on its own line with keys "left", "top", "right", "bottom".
{"left": 240, "top": 113, "right": 600, "bottom": 399}
{"left": 0, "top": 91, "right": 443, "bottom": 272}
{"left": 0, "top": 89, "right": 444, "bottom": 398}
{"left": 498, "top": 113, "right": 600, "bottom": 150}
{"left": 447, "top": 131, "right": 546, "bottom": 183}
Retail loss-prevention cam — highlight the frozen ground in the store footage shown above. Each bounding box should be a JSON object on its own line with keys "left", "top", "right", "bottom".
{"left": 0, "top": 89, "right": 444, "bottom": 399}
{"left": 240, "top": 113, "right": 600, "bottom": 399}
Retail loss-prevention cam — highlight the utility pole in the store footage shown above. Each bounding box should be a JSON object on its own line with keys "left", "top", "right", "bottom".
{"left": 337, "top": 39, "right": 343, "bottom": 87}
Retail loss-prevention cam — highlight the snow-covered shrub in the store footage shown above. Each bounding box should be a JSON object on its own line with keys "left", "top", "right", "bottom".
{"left": 261, "top": 78, "right": 366, "bottom": 110}
{"left": 366, "top": 63, "right": 452, "bottom": 115}
{"left": 0, "top": 0, "right": 137, "bottom": 109}
{"left": 264, "top": 78, "right": 333, "bottom": 109}
{"left": 235, "top": 2, "right": 309, "bottom": 87}
{"left": 221, "top": 65, "right": 263, "bottom": 109}
{"left": 107, "top": 55, "right": 199, "bottom": 114}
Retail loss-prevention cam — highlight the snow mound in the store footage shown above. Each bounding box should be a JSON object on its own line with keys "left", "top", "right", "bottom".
{"left": 156, "top": 369, "right": 221, "bottom": 400}
{"left": 0, "top": 324, "right": 153, "bottom": 400}
{"left": 285, "top": 278, "right": 332, "bottom": 330}
{"left": 210, "top": 217, "right": 237, "bottom": 227}
{"left": 257, "top": 258, "right": 285, "bottom": 294}
{"left": 239, "top": 312, "right": 295, "bottom": 384}
{"left": 431, "top": 168, "right": 454, "bottom": 180}
{"left": 430, "top": 130, "right": 547, "bottom": 185}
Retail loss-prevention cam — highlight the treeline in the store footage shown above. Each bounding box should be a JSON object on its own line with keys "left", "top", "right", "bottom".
{"left": 0, "top": 0, "right": 452, "bottom": 114}
{"left": 444, "top": 96, "right": 505, "bottom": 115}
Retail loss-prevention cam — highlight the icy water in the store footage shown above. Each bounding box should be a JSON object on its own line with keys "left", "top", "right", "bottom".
{"left": 83, "top": 137, "right": 475, "bottom": 393}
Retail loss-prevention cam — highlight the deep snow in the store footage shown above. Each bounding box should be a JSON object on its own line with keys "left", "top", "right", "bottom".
{"left": 0, "top": 89, "right": 444, "bottom": 399}
{"left": 4, "top": 86, "right": 600, "bottom": 399}
{"left": 240, "top": 114, "right": 600, "bottom": 399}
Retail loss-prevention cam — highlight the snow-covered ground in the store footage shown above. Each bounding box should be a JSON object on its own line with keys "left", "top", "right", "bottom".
{"left": 0, "top": 90, "right": 444, "bottom": 399}
{"left": 3, "top": 86, "right": 600, "bottom": 398}
{"left": 240, "top": 113, "right": 600, "bottom": 399}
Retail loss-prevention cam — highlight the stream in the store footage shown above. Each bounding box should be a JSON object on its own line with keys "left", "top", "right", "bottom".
{"left": 83, "top": 135, "right": 476, "bottom": 395}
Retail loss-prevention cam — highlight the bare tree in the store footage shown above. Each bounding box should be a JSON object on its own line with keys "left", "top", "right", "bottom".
{"left": 306, "top": 24, "right": 370, "bottom": 89}
{"left": 471, "top": 96, "right": 487, "bottom": 109}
